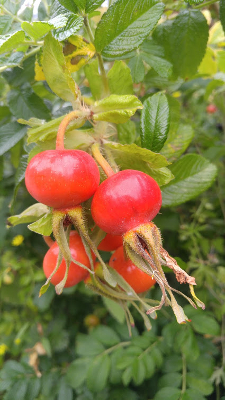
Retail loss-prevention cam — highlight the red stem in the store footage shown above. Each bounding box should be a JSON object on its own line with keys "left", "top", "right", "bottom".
{"left": 56, "top": 110, "right": 88, "bottom": 150}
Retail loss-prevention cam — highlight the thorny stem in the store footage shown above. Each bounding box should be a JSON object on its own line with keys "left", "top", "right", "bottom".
{"left": 92, "top": 143, "right": 115, "bottom": 177}
{"left": 56, "top": 110, "right": 89, "bottom": 150}
{"left": 83, "top": 15, "right": 109, "bottom": 95}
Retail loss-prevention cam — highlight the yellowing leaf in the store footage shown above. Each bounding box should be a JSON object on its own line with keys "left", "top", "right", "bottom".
{"left": 35, "top": 58, "right": 45, "bottom": 81}
{"left": 198, "top": 47, "right": 217, "bottom": 75}
{"left": 208, "top": 21, "right": 225, "bottom": 45}
{"left": 64, "top": 35, "right": 95, "bottom": 72}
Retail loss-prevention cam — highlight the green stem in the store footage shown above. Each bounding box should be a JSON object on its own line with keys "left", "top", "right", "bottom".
{"left": 181, "top": 353, "right": 187, "bottom": 395}
{"left": 194, "top": 0, "right": 218, "bottom": 9}
{"left": 0, "top": 5, "right": 23, "bottom": 23}
{"left": 0, "top": 46, "right": 42, "bottom": 74}
{"left": 100, "top": 341, "right": 131, "bottom": 356}
{"left": 83, "top": 15, "right": 109, "bottom": 95}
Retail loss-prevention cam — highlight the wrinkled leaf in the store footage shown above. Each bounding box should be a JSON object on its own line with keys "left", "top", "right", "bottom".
{"left": 8, "top": 203, "right": 49, "bottom": 227}
{"left": 0, "top": 122, "right": 27, "bottom": 156}
{"left": 28, "top": 212, "right": 53, "bottom": 236}
{"left": 108, "top": 61, "right": 133, "bottom": 95}
{"left": 53, "top": 14, "right": 83, "bottom": 41}
{"left": 161, "top": 124, "right": 194, "bottom": 161}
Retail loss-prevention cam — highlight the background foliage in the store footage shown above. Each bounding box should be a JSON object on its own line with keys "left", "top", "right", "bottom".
{"left": 0, "top": 0, "right": 225, "bottom": 399}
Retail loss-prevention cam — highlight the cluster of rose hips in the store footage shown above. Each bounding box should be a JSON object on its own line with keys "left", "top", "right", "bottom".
{"left": 24, "top": 111, "right": 204, "bottom": 325}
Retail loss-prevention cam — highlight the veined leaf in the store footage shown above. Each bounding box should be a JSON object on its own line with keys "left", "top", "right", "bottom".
{"left": 220, "top": 0, "right": 225, "bottom": 35}
{"left": 22, "top": 20, "right": 64, "bottom": 40}
{"left": 141, "top": 92, "right": 170, "bottom": 152}
{"left": 84, "top": 58, "right": 104, "bottom": 100}
{"left": 161, "top": 154, "right": 217, "bottom": 207}
{"left": 8, "top": 203, "right": 49, "bottom": 227}
{"left": 161, "top": 124, "right": 194, "bottom": 161}
{"left": 128, "top": 55, "right": 145, "bottom": 83}
{"left": 0, "top": 122, "right": 27, "bottom": 156}
{"left": 92, "top": 94, "right": 143, "bottom": 123}
{"left": 28, "top": 212, "right": 53, "bottom": 236}
{"left": 108, "top": 61, "right": 133, "bottom": 95}
{"left": 0, "top": 31, "right": 25, "bottom": 55}
{"left": 42, "top": 33, "right": 79, "bottom": 103}
{"left": 53, "top": 14, "right": 83, "bottom": 41}
{"left": 95, "top": 0, "right": 164, "bottom": 58}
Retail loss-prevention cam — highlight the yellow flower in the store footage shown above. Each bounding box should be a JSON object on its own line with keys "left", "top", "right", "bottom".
{"left": 0, "top": 344, "right": 8, "bottom": 355}
{"left": 11, "top": 235, "right": 24, "bottom": 246}
{"left": 172, "top": 91, "right": 181, "bottom": 98}
{"left": 14, "top": 338, "right": 21, "bottom": 345}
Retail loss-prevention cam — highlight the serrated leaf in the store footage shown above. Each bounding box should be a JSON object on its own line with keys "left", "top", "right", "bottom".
{"left": 0, "top": 31, "right": 25, "bottom": 55}
{"left": 154, "top": 387, "right": 181, "bottom": 400}
{"left": 191, "top": 314, "right": 220, "bottom": 336}
{"left": 141, "top": 93, "right": 170, "bottom": 152}
{"left": 3, "top": 380, "right": 28, "bottom": 400}
{"left": 22, "top": 21, "right": 61, "bottom": 40}
{"left": 103, "top": 297, "right": 126, "bottom": 323}
{"left": 187, "top": 374, "right": 214, "bottom": 396}
{"left": 42, "top": 33, "right": 79, "bottom": 103}
{"left": 170, "top": 10, "right": 208, "bottom": 79}
{"left": 91, "top": 325, "right": 120, "bottom": 346}
{"left": 8, "top": 203, "right": 49, "bottom": 227}
{"left": 25, "top": 378, "right": 41, "bottom": 400}
{"left": 105, "top": 142, "right": 173, "bottom": 186}
{"left": 140, "top": 38, "right": 172, "bottom": 78}
{"left": 92, "top": 94, "right": 143, "bottom": 123}
{"left": 57, "top": 0, "right": 79, "bottom": 13}
{"left": 161, "top": 154, "right": 217, "bottom": 207}
{"left": 28, "top": 212, "right": 53, "bottom": 236}
{"left": 220, "top": 0, "right": 225, "bottom": 35}
{"left": 66, "top": 358, "right": 91, "bottom": 389}
{"left": 0, "top": 51, "right": 24, "bottom": 68}
{"left": 86, "top": 354, "right": 111, "bottom": 392}
{"left": 0, "top": 122, "right": 27, "bottom": 156}
{"left": 0, "top": 15, "right": 12, "bottom": 35}
{"left": 53, "top": 14, "right": 83, "bottom": 41}
{"left": 184, "top": 0, "right": 204, "bottom": 4}
{"left": 117, "top": 120, "right": 136, "bottom": 144}
{"left": 161, "top": 124, "right": 194, "bottom": 161}
{"left": 95, "top": 0, "right": 164, "bottom": 58}
{"left": 108, "top": 61, "right": 133, "bottom": 95}
{"left": 7, "top": 85, "right": 51, "bottom": 120}
{"left": 128, "top": 55, "right": 145, "bottom": 83}
{"left": 76, "top": 334, "right": 105, "bottom": 356}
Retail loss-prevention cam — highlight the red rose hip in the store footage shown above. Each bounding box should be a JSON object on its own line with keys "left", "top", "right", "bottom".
{"left": 25, "top": 150, "right": 100, "bottom": 209}
{"left": 91, "top": 170, "right": 162, "bottom": 236}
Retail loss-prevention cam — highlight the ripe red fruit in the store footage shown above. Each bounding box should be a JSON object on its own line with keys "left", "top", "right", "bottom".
{"left": 109, "top": 246, "right": 156, "bottom": 293}
{"left": 43, "top": 231, "right": 94, "bottom": 287}
{"left": 98, "top": 233, "right": 123, "bottom": 251}
{"left": 91, "top": 170, "right": 162, "bottom": 236}
{"left": 25, "top": 150, "right": 100, "bottom": 209}
{"left": 206, "top": 104, "right": 217, "bottom": 114}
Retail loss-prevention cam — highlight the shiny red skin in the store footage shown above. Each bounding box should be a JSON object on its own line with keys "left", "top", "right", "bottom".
{"left": 98, "top": 233, "right": 123, "bottom": 251}
{"left": 206, "top": 104, "right": 217, "bottom": 114}
{"left": 25, "top": 149, "right": 100, "bottom": 209}
{"left": 43, "top": 232, "right": 93, "bottom": 287}
{"left": 109, "top": 246, "right": 156, "bottom": 293}
{"left": 91, "top": 170, "right": 162, "bottom": 236}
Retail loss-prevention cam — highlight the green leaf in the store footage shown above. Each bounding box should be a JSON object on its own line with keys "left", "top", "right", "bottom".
{"left": 142, "top": 353, "right": 155, "bottom": 378}
{"left": 161, "top": 154, "right": 217, "bottom": 207}
{"left": 161, "top": 124, "right": 194, "bottom": 161}
{"left": 103, "top": 297, "right": 126, "bottom": 323}
{"left": 66, "top": 358, "right": 91, "bottom": 389}
{"left": 158, "top": 373, "right": 182, "bottom": 389}
{"left": 3, "top": 380, "right": 28, "bottom": 400}
{"left": 187, "top": 374, "right": 214, "bottom": 396}
{"left": 0, "top": 15, "right": 12, "bottom": 35}
{"left": 86, "top": 354, "right": 111, "bottom": 392}
{"left": 0, "top": 122, "right": 27, "bottom": 156}
{"left": 184, "top": 0, "right": 204, "bottom": 3}
{"left": 85, "top": 1, "right": 105, "bottom": 13}
{"left": 162, "top": 355, "right": 182, "bottom": 373}
{"left": 122, "top": 366, "right": 133, "bottom": 386}
{"left": 57, "top": 377, "right": 73, "bottom": 400}
{"left": 140, "top": 38, "right": 172, "bottom": 78}
{"left": 33, "top": 283, "right": 55, "bottom": 311}
{"left": 0, "top": 31, "right": 25, "bottom": 55}
{"left": 7, "top": 85, "right": 51, "bottom": 120}
{"left": 220, "top": 0, "right": 225, "bottom": 35}
{"left": 95, "top": 0, "right": 164, "bottom": 58}
{"left": 170, "top": 10, "right": 208, "bottom": 79}
{"left": 105, "top": 143, "right": 174, "bottom": 186}
{"left": 141, "top": 93, "right": 170, "bottom": 152}
{"left": 188, "top": 354, "right": 215, "bottom": 379}
{"left": 0, "top": 51, "right": 24, "bottom": 68}
{"left": 84, "top": 59, "right": 104, "bottom": 100}
{"left": 131, "top": 358, "right": 146, "bottom": 385}
{"left": 91, "top": 325, "right": 120, "bottom": 346}
{"left": 42, "top": 33, "right": 79, "bottom": 103}
{"left": 128, "top": 55, "right": 145, "bottom": 83}
{"left": 109, "top": 348, "right": 124, "bottom": 384}
{"left": 22, "top": 20, "right": 63, "bottom": 40}
{"left": 53, "top": 14, "right": 83, "bottom": 41}
{"left": 117, "top": 120, "right": 136, "bottom": 144}
{"left": 154, "top": 387, "right": 181, "bottom": 400}
{"left": 191, "top": 314, "right": 220, "bottom": 336}
{"left": 8, "top": 203, "right": 49, "bottom": 227}
{"left": 10, "top": 154, "right": 28, "bottom": 213}
{"left": 181, "top": 389, "right": 206, "bottom": 400}
{"left": 92, "top": 94, "right": 143, "bottom": 124}
{"left": 176, "top": 326, "right": 200, "bottom": 361}
{"left": 76, "top": 334, "right": 105, "bottom": 356}
{"left": 24, "top": 378, "right": 41, "bottom": 400}
{"left": 57, "top": 0, "right": 79, "bottom": 13}
{"left": 28, "top": 212, "right": 53, "bottom": 236}
{"left": 108, "top": 61, "right": 133, "bottom": 95}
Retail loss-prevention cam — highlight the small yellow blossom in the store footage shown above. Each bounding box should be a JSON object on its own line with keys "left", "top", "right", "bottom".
{"left": 0, "top": 344, "right": 8, "bottom": 355}
{"left": 12, "top": 235, "right": 24, "bottom": 246}
{"left": 172, "top": 91, "right": 181, "bottom": 98}
{"left": 14, "top": 338, "right": 21, "bottom": 345}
